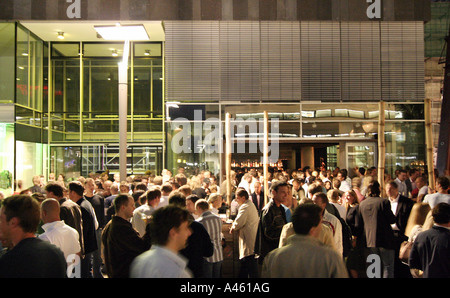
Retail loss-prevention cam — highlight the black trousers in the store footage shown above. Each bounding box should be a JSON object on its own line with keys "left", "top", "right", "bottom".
{"left": 238, "top": 254, "right": 259, "bottom": 278}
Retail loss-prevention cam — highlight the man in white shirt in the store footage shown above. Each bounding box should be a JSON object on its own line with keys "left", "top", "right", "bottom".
{"left": 39, "top": 198, "right": 81, "bottom": 260}
{"left": 312, "top": 192, "right": 343, "bottom": 256}
{"left": 130, "top": 205, "right": 193, "bottom": 278}
{"left": 394, "top": 169, "right": 409, "bottom": 197}
{"left": 415, "top": 176, "right": 429, "bottom": 202}
{"left": 238, "top": 173, "right": 252, "bottom": 195}
{"left": 423, "top": 176, "right": 450, "bottom": 209}
{"left": 131, "top": 187, "right": 161, "bottom": 236}
{"left": 337, "top": 170, "right": 351, "bottom": 192}
{"left": 157, "top": 183, "right": 172, "bottom": 209}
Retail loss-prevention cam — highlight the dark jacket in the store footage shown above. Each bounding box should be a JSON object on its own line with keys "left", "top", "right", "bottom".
{"left": 251, "top": 191, "right": 265, "bottom": 212}
{"left": 102, "top": 216, "right": 151, "bottom": 278}
{"left": 59, "top": 197, "right": 85, "bottom": 255}
{"left": 255, "top": 199, "right": 287, "bottom": 261}
{"left": 180, "top": 221, "right": 214, "bottom": 278}
{"left": 0, "top": 238, "right": 66, "bottom": 278}
{"left": 409, "top": 226, "right": 450, "bottom": 278}
{"left": 85, "top": 194, "right": 106, "bottom": 229}
{"left": 355, "top": 196, "right": 396, "bottom": 249}
{"left": 393, "top": 195, "right": 414, "bottom": 237}
{"left": 76, "top": 197, "right": 98, "bottom": 255}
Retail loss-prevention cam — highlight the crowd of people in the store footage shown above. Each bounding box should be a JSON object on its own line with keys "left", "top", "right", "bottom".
{"left": 0, "top": 165, "right": 449, "bottom": 278}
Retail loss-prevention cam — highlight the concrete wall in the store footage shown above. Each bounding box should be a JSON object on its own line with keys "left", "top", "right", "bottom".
{"left": 0, "top": 0, "right": 430, "bottom": 22}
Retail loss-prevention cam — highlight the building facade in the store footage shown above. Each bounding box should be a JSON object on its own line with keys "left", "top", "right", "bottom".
{"left": 0, "top": 0, "right": 443, "bottom": 195}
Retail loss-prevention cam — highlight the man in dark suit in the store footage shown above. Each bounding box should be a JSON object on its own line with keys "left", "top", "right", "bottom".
{"left": 251, "top": 181, "right": 265, "bottom": 213}
{"left": 355, "top": 181, "right": 396, "bottom": 278}
{"left": 386, "top": 180, "right": 414, "bottom": 278}
{"left": 409, "top": 202, "right": 450, "bottom": 278}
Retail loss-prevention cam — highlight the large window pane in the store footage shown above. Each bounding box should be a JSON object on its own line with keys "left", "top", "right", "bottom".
{"left": 385, "top": 122, "right": 426, "bottom": 177}
{"left": 0, "top": 23, "right": 15, "bottom": 104}
{"left": 16, "top": 26, "right": 29, "bottom": 107}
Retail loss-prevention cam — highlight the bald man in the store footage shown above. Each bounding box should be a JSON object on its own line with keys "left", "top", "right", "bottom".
{"left": 39, "top": 198, "right": 81, "bottom": 259}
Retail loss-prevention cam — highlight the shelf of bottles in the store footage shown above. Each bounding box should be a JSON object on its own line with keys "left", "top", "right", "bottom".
{"left": 231, "top": 160, "right": 284, "bottom": 169}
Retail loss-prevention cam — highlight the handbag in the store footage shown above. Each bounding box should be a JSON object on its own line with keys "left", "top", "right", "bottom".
{"left": 399, "top": 240, "right": 413, "bottom": 264}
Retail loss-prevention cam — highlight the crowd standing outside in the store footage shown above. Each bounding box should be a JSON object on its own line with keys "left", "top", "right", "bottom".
{"left": 0, "top": 165, "right": 449, "bottom": 279}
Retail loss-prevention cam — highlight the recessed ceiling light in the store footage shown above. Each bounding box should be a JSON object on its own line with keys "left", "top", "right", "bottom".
{"left": 57, "top": 32, "right": 65, "bottom": 40}
{"left": 144, "top": 50, "right": 151, "bottom": 56}
{"left": 94, "top": 24, "right": 149, "bottom": 41}
{"left": 112, "top": 50, "right": 118, "bottom": 57}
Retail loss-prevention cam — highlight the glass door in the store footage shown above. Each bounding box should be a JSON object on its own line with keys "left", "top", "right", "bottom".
{"left": 346, "top": 142, "right": 377, "bottom": 171}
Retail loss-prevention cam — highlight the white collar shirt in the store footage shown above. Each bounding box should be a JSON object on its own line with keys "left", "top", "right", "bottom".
{"left": 130, "top": 245, "right": 192, "bottom": 278}
{"left": 389, "top": 195, "right": 400, "bottom": 230}
{"left": 39, "top": 220, "right": 81, "bottom": 259}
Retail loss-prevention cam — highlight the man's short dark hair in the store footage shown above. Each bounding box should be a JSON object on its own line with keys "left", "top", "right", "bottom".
{"left": 161, "top": 183, "right": 173, "bottom": 194}
{"left": 312, "top": 192, "right": 328, "bottom": 205}
{"left": 68, "top": 181, "right": 84, "bottom": 197}
{"left": 432, "top": 202, "right": 450, "bottom": 224}
{"left": 271, "top": 181, "right": 289, "bottom": 192}
{"left": 45, "top": 182, "right": 64, "bottom": 198}
{"left": 308, "top": 184, "right": 323, "bottom": 196}
{"left": 339, "top": 169, "right": 347, "bottom": 179}
{"left": 292, "top": 204, "right": 323, "bottom": 235}
{"left": 134, "top": 182, "right": 148, "bottom": 192}
{"left": 387, "top": 180, "right": 398, "bottom": 189}
{"left": 437, "top": 176, "right": 449, "bottom": 190}
{"left": 235, "top": 187, "right": 249, "bottom": 200}
{"left": 146, "top": 187, "right": 162, "bottom": 202}
{"left": 114, "top": 194, "right": 131, "bottom": 213}
{"left": 186, "top": 194, "right": 200, "bottom": 204}
{"left": 409, "top": 168, "right": 417, "bottom": 176}
{"left": 367, "top": 181, "right": 381, "bottom": 197}
{"left": 149, "top": 205, "right": 190, "bottom": 246}
{"left": 1, "top": 195, "right": 40, "bottom": 233}
{"left": 168, "top": 191, "right": 187, "bottom": 208}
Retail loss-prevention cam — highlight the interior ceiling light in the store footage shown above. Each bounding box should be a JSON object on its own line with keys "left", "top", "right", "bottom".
{"left": 144, "top": 50, "right": 151, "bottom": 56}
{"left": 57, "top": 32, "right": 65, "bottom": 40}
{"left": 94, "top": 24, "right": 149, "bottom": 41}
{"left": 112, "top": 50, "right": 118, "bottom": 57}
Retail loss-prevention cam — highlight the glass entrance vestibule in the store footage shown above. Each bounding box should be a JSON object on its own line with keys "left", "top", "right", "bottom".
{"left": 0, "top": 22, "right": 165, "bottom": 189}
{"left": 165, "top": 102, "right": 426, "bottom": 181}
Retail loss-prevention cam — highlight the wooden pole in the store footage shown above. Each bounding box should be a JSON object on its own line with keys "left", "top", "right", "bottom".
{"left": 378, "top": 101, "right": 386, "bottom": 196}
{"left": 436, "top": 31, "right": 450, "bottom": 177}
{"left": 225, "top": 113, "right": 232, "bottom": 206}
{"left": 264, "top": 111, "right": 269, "bottom": 205}
{"left": 425, "top": 98, "right": 436, "bottom": 193}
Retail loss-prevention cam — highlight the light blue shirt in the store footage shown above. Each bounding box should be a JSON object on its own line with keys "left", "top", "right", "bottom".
{"left": 130, "top": 245, "right": 192, "bottom": 278}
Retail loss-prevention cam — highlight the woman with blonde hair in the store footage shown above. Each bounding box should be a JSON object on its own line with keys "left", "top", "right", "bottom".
{"left": 208, "top": 193, "right": 223, "bottom": 215}
{"left": 399, "top": 202, "right": 431, "bottom": 276}
{"left": 351, "top": 177, "right": 365, "bottom": 202}
{"left": 404, "top": 202, "right": 431, "bottom": 241}
{"left": 361, "top": 176, "right": 373, "bottom": 197}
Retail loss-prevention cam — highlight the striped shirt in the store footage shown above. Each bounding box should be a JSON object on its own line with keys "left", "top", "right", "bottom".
{"left": 197, "top": 210, "right": 223, "bottom": 263}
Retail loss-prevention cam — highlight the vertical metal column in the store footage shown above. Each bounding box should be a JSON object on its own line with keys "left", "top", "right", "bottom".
{"left": 119, "top": 40, "right": 130, "bottom": 182}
